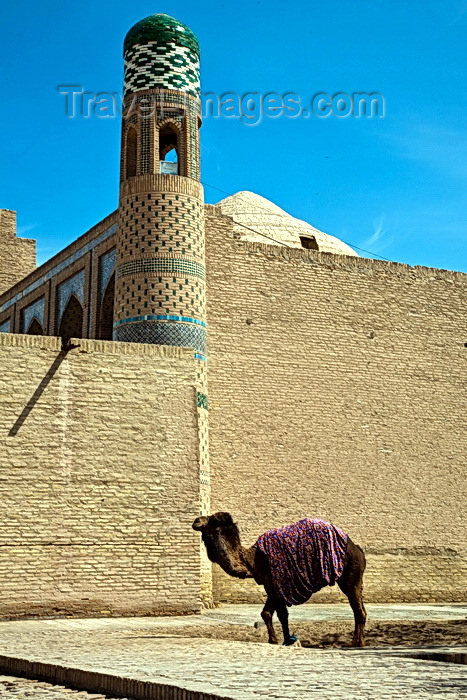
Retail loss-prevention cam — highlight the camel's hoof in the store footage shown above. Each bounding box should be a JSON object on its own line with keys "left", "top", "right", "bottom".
{"left": 283, "top": 634, "right": 301, "bottom": 647}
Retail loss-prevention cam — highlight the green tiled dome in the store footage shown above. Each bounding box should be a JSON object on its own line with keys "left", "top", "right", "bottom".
{"left": 124, "top": 14, "right": 199, "bottom": 56}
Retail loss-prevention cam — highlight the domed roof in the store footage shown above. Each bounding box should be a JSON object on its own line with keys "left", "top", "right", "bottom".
{"left": 217, "top": 191, "right": 358, "bottom": 257}
{"left": 124, "top": 14, "right": 200, "bottom": 56}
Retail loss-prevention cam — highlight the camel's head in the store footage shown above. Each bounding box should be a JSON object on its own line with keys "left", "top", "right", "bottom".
{"left": 192, "top": 512, "right": 235, "bottom": 533}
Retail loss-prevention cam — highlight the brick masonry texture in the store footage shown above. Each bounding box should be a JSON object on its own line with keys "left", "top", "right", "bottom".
{"left": 0, "top": 210, "right": 35, "bottom": 297}
{"left": 0, "top": 0, "right": 465, "bottom": 611}
{"left": 0, "top": 203, "right": 466, "bottom": 609}
{"left": 0, "top": 334, "right": 201, "bottom": 617}
{"left": 115, "top": 176, "right": 206, "bottom": 333}
{"left": 204, "top": 211, "right": 467, "bottom": 604}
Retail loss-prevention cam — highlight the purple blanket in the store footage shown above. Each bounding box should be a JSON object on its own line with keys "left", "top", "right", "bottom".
{"left": 256, "top": 518, "right": 348, "bottom": 606}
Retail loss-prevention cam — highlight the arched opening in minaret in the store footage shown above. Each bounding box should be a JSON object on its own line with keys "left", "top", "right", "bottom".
{"left": 26, "top": 318, "right": 44, "bottom": 336}
{"left": 58, "top": 294, "right": 84, "bottom": 344}
{"left": 126, "top": 127, "right": 137, "bottom": 178}
{"left": 99, "top": 273, "right": 115, "bottom": 341}
{"left": 164, "top": 146, "right": 178, "bottom": 163}
{"left": 159, "top": 124, "right": 179, "bottom": 175}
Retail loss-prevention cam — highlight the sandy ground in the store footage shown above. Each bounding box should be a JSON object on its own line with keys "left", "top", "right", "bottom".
{"left": 142, "top": 618, "right": 467, "bottom": 648}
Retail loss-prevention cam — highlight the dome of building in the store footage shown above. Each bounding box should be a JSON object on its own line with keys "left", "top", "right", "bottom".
{"left": 123, "top": 14, "right": 200, "bottom": 99}
{"left": 217, "top": 191, "right": 359, "bottom": 256}
{"left": 124, "top": 13, "right": 200, "bottom": 55}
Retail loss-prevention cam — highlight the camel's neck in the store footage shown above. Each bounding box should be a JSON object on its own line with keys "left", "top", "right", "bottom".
{"left": 240, "top": 543, "right": 257, "bottom": 572}
{"left": 202, "top": 526, "right": 255, "bottom": 579}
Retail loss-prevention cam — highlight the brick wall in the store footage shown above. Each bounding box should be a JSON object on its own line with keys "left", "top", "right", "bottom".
{"left": 0, "top": 334, "right": 201, "bottom": 618}
{"left": 0, "top": 210, "right": 36, "bottom": 296}
{"left": 205, "top": 212, "right": 467, "bottom": 603}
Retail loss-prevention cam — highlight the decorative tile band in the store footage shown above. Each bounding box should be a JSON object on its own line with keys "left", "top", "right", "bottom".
{"left": 197, "top": 391, "right": 208, "bottom": 410}
{"left": 21, "top": 297, "right": 45, "bottom": 333}
{"left": 124, "top": 41, "right": 200, "bottom": 98}
{"left": 116, "top": 258, "right": 205, "bottom": 281}
{"left": 1, "top": 223, "right": 117, "bottom": 313}
{"left": 114, "top": 320, "right": 206, "bottom": 353}
{"left": 0, "top": 319, "right": 10, "bottom": 333}
{"left": 114, "top": 314, "right": 206, "bottom": 328}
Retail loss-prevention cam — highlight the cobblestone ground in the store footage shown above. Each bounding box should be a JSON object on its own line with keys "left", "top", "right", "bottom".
{"left": 0, "top": 608, "right": 464, "bottom": 699}
{"left": 0, "top": 675, "right": 123, "bottom": 699}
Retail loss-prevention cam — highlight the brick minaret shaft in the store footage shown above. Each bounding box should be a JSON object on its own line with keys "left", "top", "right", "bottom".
{"left": 114, "top": 16, "right": 211, "bottom": 545}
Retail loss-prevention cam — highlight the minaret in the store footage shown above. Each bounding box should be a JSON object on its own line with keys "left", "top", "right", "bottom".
{"left": 115, "top": 14, "right": 204, "bottom": 350}
{"left": 114, "top": 16, "right": 210, "bottom": 561}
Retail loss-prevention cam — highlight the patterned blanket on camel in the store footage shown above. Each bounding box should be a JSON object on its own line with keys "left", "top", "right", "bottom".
{"left": 256, "top": 518, "right": 348, "bottom": 606}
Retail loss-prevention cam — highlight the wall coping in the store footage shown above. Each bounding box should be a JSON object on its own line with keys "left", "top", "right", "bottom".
{"left": 73, "top": 338, "right": 195, "bottom": 358}
{"left": 0, "top": 334, "right": 62, "bottom": 350}
{"left": 0, "top": 333, "right": 195, "bottom": 359}
{"left": 205, "top": 210, "right": 466, "bottom": 282}
{"left": 241, "top": 240, "right": 467, "bottom": 281}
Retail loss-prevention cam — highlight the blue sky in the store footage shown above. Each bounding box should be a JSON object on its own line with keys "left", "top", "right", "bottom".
{"left": 1, "top": 0, "right": 466, "bottom": 271}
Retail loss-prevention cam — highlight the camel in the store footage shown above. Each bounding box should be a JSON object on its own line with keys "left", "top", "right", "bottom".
{"left": 192, "top": 512, "right": 366, "bottom": 647}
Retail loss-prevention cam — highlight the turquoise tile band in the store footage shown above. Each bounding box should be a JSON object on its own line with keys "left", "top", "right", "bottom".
{"left": 113, "top": 319, "right": 207, "bottom": 354}
{"left": 114, "top": 314, "right": 206, "bottom": 327}
{"left": 116, "top": 258, "right": 205, "bottom": 281}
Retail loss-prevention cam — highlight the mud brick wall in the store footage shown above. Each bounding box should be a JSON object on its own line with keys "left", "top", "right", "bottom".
{"left": 0, "top": 210, "right": 36, "bottom": 296}
{"left": 205, "top": 212, "right": 467, "bottom": 603}
{"left": 0, "top": 334, "right": 201, "bottom": 618}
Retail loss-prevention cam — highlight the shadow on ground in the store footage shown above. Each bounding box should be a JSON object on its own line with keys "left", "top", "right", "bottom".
{"left": 126, "top": 619, "right": 467, "bottom": 649}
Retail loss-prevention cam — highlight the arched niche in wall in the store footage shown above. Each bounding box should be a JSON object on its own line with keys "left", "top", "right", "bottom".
{"left": 26, "top": 318, "right": 44, "bottom": 336}
{"left": 126, "top": 126, "right": 138, "bottom": 179}
{"left": 99, "top": 273, "right": 115, "bottom": 340}
{"left": 58, "top": 294, "right": 84, "bottom": 343}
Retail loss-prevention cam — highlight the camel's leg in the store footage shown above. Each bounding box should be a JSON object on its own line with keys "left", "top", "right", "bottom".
{"left": 338, "top": 540, "right": 367, "bottom": 647}
{"left": 261, "top": 592, "right": 278, "bottom": 644}
{"left": 275, "top": 596, "right": 291, "bottom": 645}
{"left": 344, "top": 580, "right": 366, "bottom": 647}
